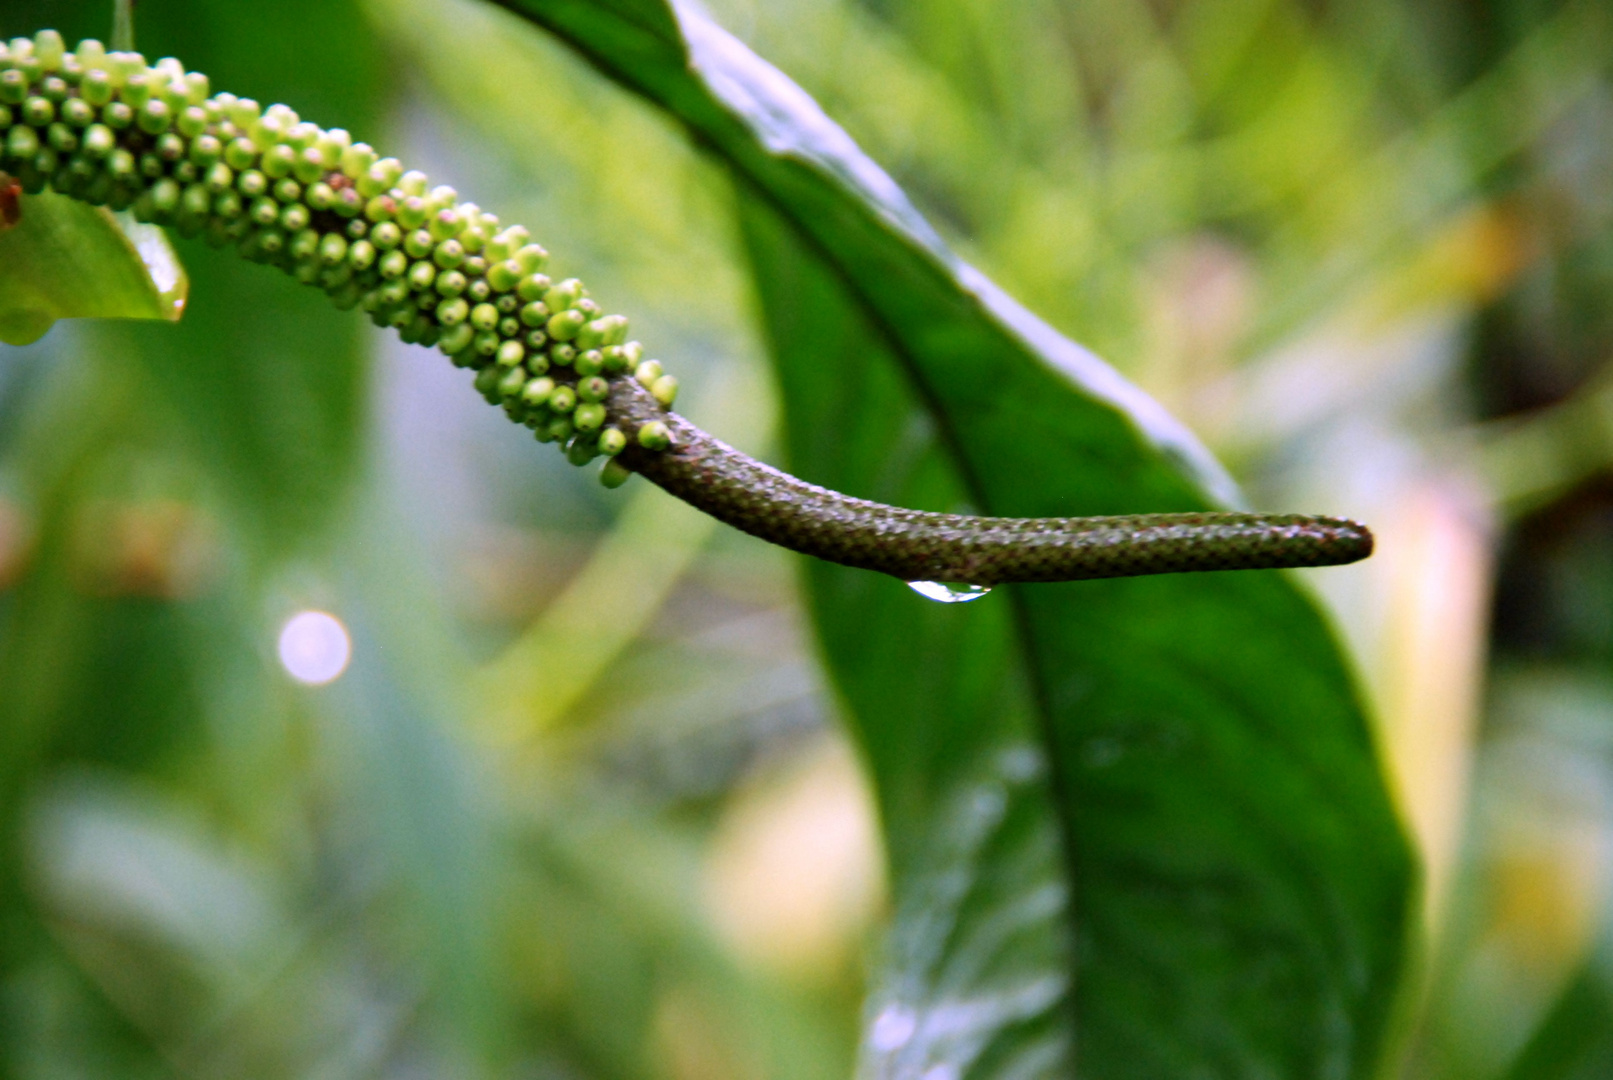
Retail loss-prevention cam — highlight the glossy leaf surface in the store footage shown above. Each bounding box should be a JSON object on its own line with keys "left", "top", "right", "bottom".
{"left": 491, "top": 1, "right": 1418, "bottom": 1076}
{"left": 0, "top": 194, "right": 186, "bottom": 347}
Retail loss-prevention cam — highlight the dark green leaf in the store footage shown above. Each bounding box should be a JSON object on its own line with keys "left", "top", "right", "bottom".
{"left": 492, "top": 2, "right": 1417, "bottom": 1076}
{"left": 0, "top": 194, "right": 186, "bottom": 347}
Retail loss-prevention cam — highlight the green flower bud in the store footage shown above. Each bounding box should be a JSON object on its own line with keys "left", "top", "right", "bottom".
{"left": 574, "top": 350, "right": 604, "bottom": 377}
{"left": 45, "top": 123, "right": 77, "bottom": 154}
{"left": 496, "top": 340, "right": 525, "bottom": 368}
{"left": 434, "top": 270, "right": 467, "bottom": 297}
{"left": 212, "top": 190, "right": 243, "bottom": 218}
{"left": 137, "top": 98, "right": 170, "bottom": 134}
{"left": 149, "top": 175, "right": 181, "bottom": 215}
{"left": 521, "top": 376, "right": 556, "bottom": 406}
{"left": 108, "top": 148, "right": 135, "bottom": 178}
{"left": 439, "top": 323, "right": 475, "bottom": 355}
{"left": 600, "top": 459, "right": 632, "bottom": 488}
{"left": 61, "top": 97, "right": 94, "bottom": 127}
{"left": 5, "top": 124, "right": 38, "bottom": 161}
{"left": 205, "top": 162, "right": 234, "bottom": 193}
{"left": 379, "top": 249, "right": 408, "bottom": 279}
{"left": 345, "top": 239, "right": 375, "bottom": 270}
{"left": 403, "top": 228, "right": 433, "bottom": 259}
{"left": 103, "top": 100, "right": 133, "bottom": 129}
{"left": 516, "top": 244, "right": 549, "bottom": 273}
{"left": 237, "top": 169, "right": 268, "bottom": 197}
{"left": 319, "top": 232, "right": 348, "bottom": 265}
{"left": 279, "top": 202, "right": 310, "bottom": 232}
{"left": 378, "top": 279, "right": 410, "bottom": 306}
{"left": 567, "top": 436, "right": 599, "bottom": 466}
{"left": 598, "top": 427, "right": 627, "bottom": 456}
{"left": 289, "top": 228, "right": 320, "bottom": 262}
{"left": 550, "top": 343, "right": 577, "bottom": 367}
{"left": 636, "top": 421, "right": 672, "bottom": 452}
{"left": 332, "top": 187, "right": 363, "bottom": 218}
{"left": 226, "top": 97, "right": 261, "bottom": 129}
{"left": 80, "top": 123, "right": 114, "bottom": 158}
{"left": 577, "top": 375, "right": 609, "bottom": 403}
{"left": 473, "top": 365, "right": 502, "bottom": 398}
{"left": 177, "top": 105, "right": 209, "bottom": 138}
{"left": 544, "top": 415, "right": 575, "bottom": 443}
{"left": 573, "top": 402, "right": 606, "bottom": 432}
{"left": 496, "top": 317, "right": 518, "bottom": 339}
{"left": 398, "top": 170, "right": 428, "bottom": 197}
{"left": 0, "top": 71, "right": 25, "bottom": 107}
{"left": 371, "top": 221, "right": 401, "bottom": 250}
{"left": 262, "top": 143, "right": 295, "bottom": 179}
{"left": 436, "top": 297, "right": 470, "bottom": 326}
{"left": 273, "top": 177, "right": 302, "bottom": 204}
{"left": 548, "top": 385, "right": 577, "bottom": 414}
{"left": 432, "top": 239, "right": 464, "bottom": 269}
{"left": 305, "top": 181, "right": 335, "bottom": 210}
{"left": 487, "top": 260, "right": 522, "bottom": 292}
{"left": 364, "top": 194, "right": 396, "bottom": 223}
{"left": 340, "top": 142, "right": 376, "bottom": 180}
{"left": 517, "top": 273, "right": 551, "bottom": 302}
{"left": 651, "top": 375, "right": 679, "bottom": 407}
{"left": 33, "top": 30, "right": 65, "bottom": 71}
{"left": 635, "top": 359, "right": 664, "bottom": 386}
{"left": 249, "top": 196, "right": 279, "bottom": 226}
{"left": 547, "top": 309, "right": 586, "bottom": 341}
{"left": 576, "top": 298, "right": 602, "bottom": 320}
{"left": 156, "top": 132, "right": 187, "bottom": 163}
{"left": 429, "top": 208, "right": 464, "bottom": 241}
{"left": 22, "top": 96, "right": 54, "bottom": 127}
{"left": 121, "top": 72, "right": 153, "bottom": 108}
{"left": 395, "top": 196, "right": 426, "bottom": 229}
{"left": 180, "top": 182, "right": 211, "bottom": 219}
{"left": 293, "top": 145, "right": 325, "bottom": 184}
{"left": 470, "top": 303, "right": 499, "bottom": 332}
{"left": 407, "top": 260, "right": 436, "bottom": 291}
{"left": 497, "top": 366, "right": 527, "bottom": 399}
{"left": 81, "top": 69, "right": 113, "bottom": 107}
{"left": 316, "top": 128, "right": 349, "bottom": 168}
{"left": 518, "top": 300, "right": 550, "bottom": 328}
{"left": 543, "top": 278, "right": 583, "bottom": 311}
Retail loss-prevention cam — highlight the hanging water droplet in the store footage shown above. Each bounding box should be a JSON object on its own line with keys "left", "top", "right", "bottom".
{"left": 907, "top": 580, "right": 992, "bottom": 603}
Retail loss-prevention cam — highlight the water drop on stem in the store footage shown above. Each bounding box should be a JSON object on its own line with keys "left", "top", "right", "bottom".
{"left": 907, "top": 580, "right": 992, "bottom": 603}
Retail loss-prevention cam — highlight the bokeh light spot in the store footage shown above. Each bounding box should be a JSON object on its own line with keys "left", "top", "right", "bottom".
{"left": 277, "top": 610, "right": 352, "bottom": 686}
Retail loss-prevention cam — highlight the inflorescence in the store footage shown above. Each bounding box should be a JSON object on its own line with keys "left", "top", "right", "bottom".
{"left": 0, "top": 30, "right": 678, "bottom": 488}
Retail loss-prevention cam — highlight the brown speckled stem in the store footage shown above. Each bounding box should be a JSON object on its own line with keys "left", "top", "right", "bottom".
{"left": 608, "top": 379, "right": 1372, "bottom": 585}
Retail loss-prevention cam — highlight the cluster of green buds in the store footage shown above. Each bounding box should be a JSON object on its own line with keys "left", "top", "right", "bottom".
{"left": 0, "top": 30, "right": 683, "bottom": 486}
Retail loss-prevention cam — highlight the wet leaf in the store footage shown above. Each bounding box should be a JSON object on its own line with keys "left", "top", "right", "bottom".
{"left": 492, "top": 2, "right": 1418, "bottom": 1076}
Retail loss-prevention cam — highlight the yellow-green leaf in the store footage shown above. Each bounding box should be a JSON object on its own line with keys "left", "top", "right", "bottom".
{"left": 0, "top": 192, "right": 187, "bottom": 347}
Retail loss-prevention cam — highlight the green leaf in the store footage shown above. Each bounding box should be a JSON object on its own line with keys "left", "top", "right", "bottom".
{"left": 0, "top": 193, "right": 187, "bottom": 347}
{"left": 492, "top": 2, "right": 1418, "bottom": 1076}
{"left": 1505, "top": 942, "right": 1613, "bottom": 1080}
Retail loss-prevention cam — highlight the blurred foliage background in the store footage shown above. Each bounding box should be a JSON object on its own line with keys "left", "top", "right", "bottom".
{"left": 0, "top": 0, "right": 1611, "bottom": 1076}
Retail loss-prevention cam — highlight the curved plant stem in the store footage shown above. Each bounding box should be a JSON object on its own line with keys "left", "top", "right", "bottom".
{"left": 111, "top": 0, "right": 134, "bottom": 52}
{"left": 608, "top": 379, "right": 1372, "bottom": 585}
{"left": 0, "top": 31, "right": 1373, "bottom": 587}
